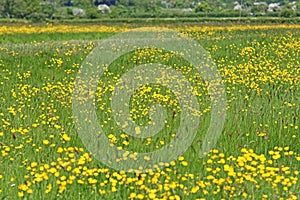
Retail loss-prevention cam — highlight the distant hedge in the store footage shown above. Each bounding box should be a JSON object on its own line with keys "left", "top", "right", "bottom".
{"left": 52, "top": 17, "right": 300, "bottom": 24}
{"left": 0, "top": 17, "right": 299, "bottom": 25}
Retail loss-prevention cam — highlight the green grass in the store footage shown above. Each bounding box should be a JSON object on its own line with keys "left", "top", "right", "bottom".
{"left": 0, "top": 25, "right": 299, "bottom": 199}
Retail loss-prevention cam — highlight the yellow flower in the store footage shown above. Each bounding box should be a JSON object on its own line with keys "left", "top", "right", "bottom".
{"left": 148, "top": 193, "right": 156, "bottom": 199}
{"left": 62, "top": 133, "right": 70, "bottom": 141}
{"left": 181, "top": 161, "right": 188, "bottom": 166}
{"left": 42, "top": 140, "right": 49, "bottom": 145}
{"left": 136, "top": 194, "right": 144, "bottom": 199}
{"left": 135, "top": 127, "right": 141, "bottom": 134}
{"left": 30, "top": 162, "right": 38, "bottom": 168}
{"left": 45, "top": 184, "right": 52, "bottom": 193}
{"left": 111, "top": 186, "right": 117, "bottom": 192}
{"left": 178, "top": 156, "right": 185, "bottom": 161}
{"left": 190, "top": 186, "right": 199, "bottom": 193}
{"left": 57, "top": 147, "right": 64, "bottom": 153}
{"left": 129, "top": 193, "right": 137, "bottom": 199}
{"left": 18, "top": 192, "right": 24, "bottom": 197}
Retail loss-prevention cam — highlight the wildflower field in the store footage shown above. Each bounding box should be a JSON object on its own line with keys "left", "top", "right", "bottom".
{"left": 0, "top": 23, "right": 299, "bottom": 199}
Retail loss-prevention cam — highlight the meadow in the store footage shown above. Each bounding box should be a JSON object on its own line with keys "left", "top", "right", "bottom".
{"left": 0, "top": 23, "right": 299, "bottom": 199}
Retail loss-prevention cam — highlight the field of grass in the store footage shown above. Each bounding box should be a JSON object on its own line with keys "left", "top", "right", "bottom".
{"left": 0, "top": 23, "right": 299, "bottom": 199}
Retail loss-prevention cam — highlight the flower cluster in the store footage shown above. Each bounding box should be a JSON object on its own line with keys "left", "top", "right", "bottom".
{"left": 0, "top": 24, "right": 299, "bottom": 199}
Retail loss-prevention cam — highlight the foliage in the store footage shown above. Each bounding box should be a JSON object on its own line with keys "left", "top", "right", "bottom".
{"left": 41, "top": 3, "right": 55, "bottom": 19}
{"left": 0, "top": 0, "right": 41, "bottom": 19}
{"left": 0, "top": 0, "right": 299, "bottom": 21}
{"left": 72, "top": 0, "right": 94, "bottom": 8}
{"left": 85, "top": 7, "right": 101, "bottom": 19}
{"left": 195, "top": 2, "right": 213, "bottom": 13}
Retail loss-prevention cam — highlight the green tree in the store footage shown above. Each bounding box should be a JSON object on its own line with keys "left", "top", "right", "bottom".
{"left": 15, "top": 0, "right": 40, "bottom": 18}
{"left": 244, "top": 0, "right": 253, "bottom": 8}
{"left": 252, "top": 3, "right": 268, "bottom": 14}
{"left": 100, "top": 0, "right": 116, "bottom": 5}
{"left": 195, "top": 1, "right": 213, "bottom": 13}
{"left": 116, "top": 0, "right": 130, "bottom": 6}
{"left": 72, "top": 0, "right": 93, "bottom": 8}
{"left": 0, "top": 0, "right": 16, "bottom": 18}
{"left": 280, "top": 0, "right": 296, "bottom": 17}
{"left": 0, "top": 0, "right": 41, "bottom": 18}
{"left": 176, "top": 0, "right": 191, "bottom": 8}
{"left": 127, "top": 0, "right": 160, "bottom": 12}
{"left": 214, "top": 0, "right": 227, "bottom": 10}
{"left": 41, "top": 3, "right": 55, "bottom": 18}
{"left": 54, "top": 0, "right": 72, "bottom": 6}
{"left": 57, "top": 0, "right": 72, "bottom": 6}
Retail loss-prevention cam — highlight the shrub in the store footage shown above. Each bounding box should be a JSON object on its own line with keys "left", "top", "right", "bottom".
{"left": 85, "top": 8, "right": 100, "bottom": 19}
{"left": 41, "top": 4, "right": 55, "bottom": 19}
{"left": 28, "top": 12, "right": 47, "bottom": 22}
{"left": 280, "top": 9, "right": 296, "bottom": 18}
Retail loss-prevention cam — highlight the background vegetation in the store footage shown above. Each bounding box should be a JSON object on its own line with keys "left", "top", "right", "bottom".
{"left": 0, "top": 0, "right": 300, "bottom": 21}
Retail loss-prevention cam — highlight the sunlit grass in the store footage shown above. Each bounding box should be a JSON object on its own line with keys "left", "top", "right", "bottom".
{"left": 0, "top": 24, "right": 299, "bottom": 199}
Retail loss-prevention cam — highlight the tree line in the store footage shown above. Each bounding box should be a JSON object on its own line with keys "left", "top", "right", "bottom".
{"left": 0, "top": 0, "right": 299, "bottom": 21}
